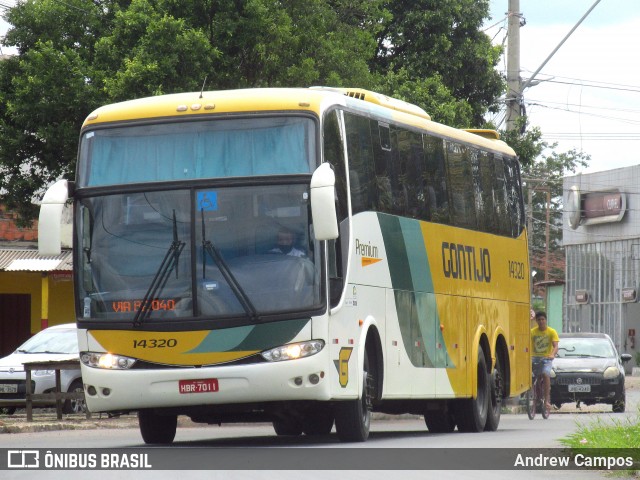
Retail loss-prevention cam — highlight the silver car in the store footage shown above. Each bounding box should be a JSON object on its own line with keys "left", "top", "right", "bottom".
{"left": 0, "top": 323, "right": 84, "bottom": 415}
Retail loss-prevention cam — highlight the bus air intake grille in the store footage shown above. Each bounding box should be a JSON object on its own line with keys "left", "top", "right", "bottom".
{"left": 345, "top": 91, "right": 366, "bottom": 100}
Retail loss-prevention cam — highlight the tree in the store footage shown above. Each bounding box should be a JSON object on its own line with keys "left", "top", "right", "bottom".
{"left": 0, "top": 0, "right": 503, "bottom": 224}
{"left": 372, "top": 0, "right": 503, "bottom": 127}
{"left": 500, "top": 118, "right": 590, "bottom": 281}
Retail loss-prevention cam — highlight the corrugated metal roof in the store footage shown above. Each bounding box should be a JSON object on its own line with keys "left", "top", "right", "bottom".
{"left": 0, "top": 249, "right": 73, "bottom": 271}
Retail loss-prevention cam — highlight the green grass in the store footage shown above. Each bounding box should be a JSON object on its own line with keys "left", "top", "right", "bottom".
{"left": 560, "top": 416, "right": 640, "bottom": 449}
{"left": 560, "top": 414, "right": 640, "bottom": 476}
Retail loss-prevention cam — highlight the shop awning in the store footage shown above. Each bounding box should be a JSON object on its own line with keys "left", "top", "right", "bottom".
{"left": 0, "top": 249, "right": 72, "bottom": 271}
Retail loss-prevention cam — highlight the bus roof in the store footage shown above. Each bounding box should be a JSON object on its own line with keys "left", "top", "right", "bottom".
{"left": 83, "top": 88, "right": 515, "bottom": 157}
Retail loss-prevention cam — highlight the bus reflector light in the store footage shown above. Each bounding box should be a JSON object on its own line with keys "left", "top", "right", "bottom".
{"left": 261, "top": 340, "right": 325, "bottom": 362}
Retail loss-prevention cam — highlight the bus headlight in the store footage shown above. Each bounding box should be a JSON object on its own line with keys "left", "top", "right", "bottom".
{"left": 261, "top": 340, "right": 324, "bottom": 362}
{"left": 81, "top": 352, "right": 136, "bottom": 370}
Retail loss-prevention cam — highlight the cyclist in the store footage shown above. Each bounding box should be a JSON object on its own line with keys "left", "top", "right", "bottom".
{"left": 531, "top": 311, "right": 559, "bottom": 411}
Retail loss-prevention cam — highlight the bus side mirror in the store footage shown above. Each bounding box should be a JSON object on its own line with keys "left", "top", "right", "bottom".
{"left": 38, "top": 179, "right": 69, "bottom": 256}
{"left": 310, "top": 163, "right": 339, "bottom": 241}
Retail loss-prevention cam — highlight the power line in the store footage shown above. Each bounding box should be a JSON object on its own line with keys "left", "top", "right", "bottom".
{"left": 520, "top": 70, "right": 640, "bottom": 94}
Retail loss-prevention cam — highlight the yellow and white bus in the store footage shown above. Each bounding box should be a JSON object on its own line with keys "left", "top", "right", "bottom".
{"left": 39, "top": 87, "right": 531, "bottom": 443}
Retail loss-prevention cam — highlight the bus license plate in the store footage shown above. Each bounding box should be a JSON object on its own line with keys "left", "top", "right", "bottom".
{"left": 0, "top": 384, "right": 18, "bottom": 394}
{"left": 568, "top": 384, "right": 590, "bottom": 393}
{"left": 179, "top": 379, "right": 219, "bottom": 394}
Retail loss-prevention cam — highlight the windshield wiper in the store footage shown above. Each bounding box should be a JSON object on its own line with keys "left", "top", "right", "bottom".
{"left": 200, "top": 209, "right": 258, "bottom": 320}
{"left": 133, "top": 210, "right": 185, "bottom": 327}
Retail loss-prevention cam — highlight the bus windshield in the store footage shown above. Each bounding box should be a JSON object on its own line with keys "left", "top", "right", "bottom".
{"left": 77, "top": 183, "right": 321, "bottom": 322}
{"left": 77, "top": 116, "right": 316, "bottom": 187}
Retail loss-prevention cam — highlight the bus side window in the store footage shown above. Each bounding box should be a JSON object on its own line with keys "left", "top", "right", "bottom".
{"left": 492, "top": 154, "right": 512, "bottom": 236}
{"left": 423, "top": 135, "right": 449, "bottom": 225}
{"left": 445, "top": 141, "right": 476, "bottom": 229}
{"left": 344, "top": 113, "right": 376, "bottom": 215}
{"left": 503, "top": 156, "right": 524, "bottom": 237}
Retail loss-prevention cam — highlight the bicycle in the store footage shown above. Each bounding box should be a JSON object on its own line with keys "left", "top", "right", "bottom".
{"left": 526, "top": 369, "right": 550, "bottom": 420}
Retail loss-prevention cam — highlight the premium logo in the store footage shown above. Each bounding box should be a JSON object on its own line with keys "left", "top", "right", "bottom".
{"left": 355, "top": 239, "right": 382, "bottom": 267}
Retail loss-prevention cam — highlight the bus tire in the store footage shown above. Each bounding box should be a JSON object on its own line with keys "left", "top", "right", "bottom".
{"left": 138, "top": 409, "right": 177, "bottom": 444}
{"left": 301, "top": 405, "right": 334, "bottom": 435}
{"left": 484, "top": 354, "right": 504, "bottom": 431}
{"left": 273, "top": 418, "right": 302, "bottom": 436}
{"left": 334, "top": 350, "right": 373, "bottom": 442}
{"left": 454, "top": 345, "right": 489, "bottom": 432}
{"left": 424, "top": 402, "right": 456, "bottom": 433}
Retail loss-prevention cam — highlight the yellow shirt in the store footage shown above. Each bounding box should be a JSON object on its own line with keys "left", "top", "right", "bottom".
{"left": 531, "top": 326, "right": 559, "bottom": 358}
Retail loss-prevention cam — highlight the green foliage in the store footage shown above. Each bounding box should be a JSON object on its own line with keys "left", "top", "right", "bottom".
{"left": 0, "top": 0, "right": 506, "bottom": 224}
{"left": 374, "top": 68, "right": 473, "bottom": 127}
{"left": 94, "top": 0, "right": 217, "bottom": 100}
{"left": 372, "top": 0, "right": 503, "bottom": 126}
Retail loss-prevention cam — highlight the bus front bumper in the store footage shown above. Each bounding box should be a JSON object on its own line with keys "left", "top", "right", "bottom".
{"left": 81, "top": 352, "right": 332, "bottom": 413}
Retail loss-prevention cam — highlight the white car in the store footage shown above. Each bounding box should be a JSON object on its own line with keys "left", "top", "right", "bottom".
{"left": 0, "top": 323, "right": 84, "bottom": 415}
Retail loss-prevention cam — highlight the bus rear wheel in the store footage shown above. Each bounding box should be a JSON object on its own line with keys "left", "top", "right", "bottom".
{"left": 454, "top": 345, "right": 489, "bottom": 432}
{"left": 484, "top": 355, "right": 504, "bottom": 431}
{"left": 139, "top": 409, "right": 177, "bottom": 444}
{"left": 334, "top": 350, "right": 373, "bottom": 442}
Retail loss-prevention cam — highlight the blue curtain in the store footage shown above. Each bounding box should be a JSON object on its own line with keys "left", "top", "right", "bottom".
{"left": 86, "top": 122, "right": 311, "bottom": 186}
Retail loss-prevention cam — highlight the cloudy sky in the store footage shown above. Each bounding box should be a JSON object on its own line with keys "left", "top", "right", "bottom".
{"left": 486, "top": 0, "right": 640, "bottom": 174}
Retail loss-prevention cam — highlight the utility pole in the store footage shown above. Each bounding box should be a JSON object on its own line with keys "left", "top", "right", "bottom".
{"left": 505, "top": 0, "right": 602, "bottom": 131}
{"left": 505, "top": 0, "right": 521, "bottom": 132}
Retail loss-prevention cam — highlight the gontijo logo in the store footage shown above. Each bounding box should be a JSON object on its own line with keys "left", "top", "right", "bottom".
{"left": 355, "top": 238, "right": 382, "bottom": 267}
{"left": 441, "top": 242, "right": 491, "bottom": 283}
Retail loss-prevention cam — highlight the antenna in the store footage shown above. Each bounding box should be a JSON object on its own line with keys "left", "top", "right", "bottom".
{"left": 199, "top": 76, "right": 208, "bottom": 99}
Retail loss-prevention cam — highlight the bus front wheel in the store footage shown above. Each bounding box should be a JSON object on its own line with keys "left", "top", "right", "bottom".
{"left": 334, "top": 350, "right": 373, "bottom": 442}
{"left": 138, "top": 409, "right": 177, "bottom": 444}
{"left": 454, "top": 345, "right": 489, "bottom": 432}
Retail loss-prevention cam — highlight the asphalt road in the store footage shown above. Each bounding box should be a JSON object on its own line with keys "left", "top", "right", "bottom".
{"left": 1, "top": 376, "right": 638, "bottom": 480}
